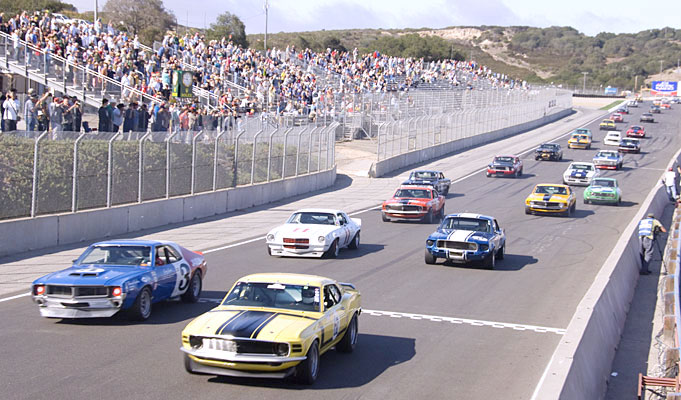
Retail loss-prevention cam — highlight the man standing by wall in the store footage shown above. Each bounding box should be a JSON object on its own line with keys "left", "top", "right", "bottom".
{"left": 638, "top": 212, "right": 667, "bottom": 275}
{"left": 24, "top": 93, "right": 37, "bottom": 131}
{"left": 98, "top": 98, "right": 110, "bottom": 132}
{"left": 2, "top": 90, "right": 20, "bottom": 132}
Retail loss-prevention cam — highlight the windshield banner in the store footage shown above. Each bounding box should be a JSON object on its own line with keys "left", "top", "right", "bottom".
{"left": 651, "top": 81, "right": 678, "bottom": 96}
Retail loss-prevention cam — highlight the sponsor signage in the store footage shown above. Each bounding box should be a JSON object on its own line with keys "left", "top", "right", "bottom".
{"left": 604, "top": 86, "right": 618, "bottom": 95}
{"left": 651, "top": 81, "right": 678, "bottom": 96}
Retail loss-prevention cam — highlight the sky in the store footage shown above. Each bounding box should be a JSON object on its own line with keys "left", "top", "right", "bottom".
{"left": 64, "top": 0, "right": 681, "bottom": 37}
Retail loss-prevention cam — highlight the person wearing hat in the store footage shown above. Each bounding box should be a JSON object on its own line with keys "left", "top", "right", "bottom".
{"left": 112, "top": 103, "right": 125, "bottom": 133}
{"left": 638, "top": 212, "right": 667, "bottom": 275}
{"left": 24, "top": 92, "right": 38, "bottom": 131}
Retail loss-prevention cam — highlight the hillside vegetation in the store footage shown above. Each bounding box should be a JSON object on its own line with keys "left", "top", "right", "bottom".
{"left": 248, "top": 26, "right": 681, "bottom": 90}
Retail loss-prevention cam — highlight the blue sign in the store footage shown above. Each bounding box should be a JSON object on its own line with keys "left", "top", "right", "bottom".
{"left": 651, "top": 81, "right": 678, "bottom": 96}
{"left": 604, "top": 87, "right": 618, "bottom": 95}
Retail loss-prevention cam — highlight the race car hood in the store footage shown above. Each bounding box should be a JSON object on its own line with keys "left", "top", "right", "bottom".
{"left": 429, "top": 228, "right": 494, "bottom": 244}
{"left": 186, "top": 307, "right": 319, "bottom": 341}
{"left": 269, "top": 223, "right": 339, "bottom": 239}
{"left": 489, "top": 161, "right": 514, "bottom": 169}
{"left": 587, "top": 186, "right": 617, "bottom": 194}
{"left": 33, "top": 265, "right": 145, "bottom": 286}
{"left": 594, "top": 154, "right": 619, "bottom": 161}
{"left": 384, "top": 197, "right": 430, "bottom": 206}
{"left": 536, "top": 147, "right": 558, "bottom": 153}
{"left": 526, "top": 193, "right": 569, "bottom": 203}
{"left": 564, "top": 169, "right": 596, "bottom": 179}
{"left": 402, "top": 178, "right": 436, "bottom": 186}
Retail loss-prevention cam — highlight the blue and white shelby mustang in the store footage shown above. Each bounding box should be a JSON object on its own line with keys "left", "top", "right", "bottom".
{"left": 424, "top": 213, "right": 506, "bottom": 269}
{"left": 32, "top": 240, "right": 207, "bottom": 321}
{"left": 562, "top": 162, "right": 598, "bottom": 186}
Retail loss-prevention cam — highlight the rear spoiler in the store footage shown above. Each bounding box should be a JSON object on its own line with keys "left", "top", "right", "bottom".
{"left": 339, "top": 282, "right": 356, "bottom": 290}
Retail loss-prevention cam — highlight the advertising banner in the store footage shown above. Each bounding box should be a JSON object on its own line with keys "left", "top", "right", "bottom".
{"left": 651, "top": 81, "right": 678, "bottom": 96}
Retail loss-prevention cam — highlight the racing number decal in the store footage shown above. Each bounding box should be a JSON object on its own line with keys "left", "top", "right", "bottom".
{"left": 172, "top": 263, "right": 191, "bottom": 297}
{"left": 332, "top": 312, "right": 341, "bottom": 340}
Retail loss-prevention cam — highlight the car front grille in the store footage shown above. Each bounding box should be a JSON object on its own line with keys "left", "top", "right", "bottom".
{"left": 531, "top": 201, "right": 563, "bottom": 208}
{"left": 436, "top": 241, "right": 477, "bottom": 251}
{"left": 197, "top": 337, "right": 289, "bottom": 356}
{"left": 283, "top": 238, "right": 309, "bottom": 249}
{"left": 46, "top": 285, "right": 109, "bottom": 298}
{"left": 386, "top": 204, "right": 422, "bottom": 212}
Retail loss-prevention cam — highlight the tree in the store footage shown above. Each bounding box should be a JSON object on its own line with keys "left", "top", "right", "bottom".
{"left": 205, "top": 12, "right": 247, "bottom": 48}
{"left": 102, "top": 0, "right": 174, "bottom": 44}
{"left": 322, "top": 36, "right": 346, "bottom": 53}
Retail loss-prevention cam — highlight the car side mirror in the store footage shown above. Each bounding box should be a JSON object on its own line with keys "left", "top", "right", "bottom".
{"left": 72, "top": 258, "right": 78, "bottom": 263}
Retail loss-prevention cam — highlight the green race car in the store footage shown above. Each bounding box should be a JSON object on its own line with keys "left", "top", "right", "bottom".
{"left": 583, "top": 177, "right": 621, "bottom": 205}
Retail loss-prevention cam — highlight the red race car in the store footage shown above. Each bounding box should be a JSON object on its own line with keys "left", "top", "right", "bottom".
{"left": 610, "top": 113, "right": 623, "bottom": 123}
{"left": 486, "top": 155, "right": 523, "bottom": 178}
{"left": 626, "top": 125, "right": 646, "bottom": 138}
{"left": 382, "top": 185, "right": 445, "bottom": 223}
{"left": 660, "top": 102, "right": 672, "bottom": 109}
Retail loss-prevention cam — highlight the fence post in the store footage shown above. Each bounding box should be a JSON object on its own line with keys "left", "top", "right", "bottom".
{"left": 138, "top": 131, "right": 152, "bottom": 203}
{"left": 233, "top": 129, "right": 246, "bottom": 187}
{"left": 307, "top": 126, "right": 317, "bottom": 174}
{"left": 282, "top": 127, "right": 295, "bottom": 179}
{"left": 71, "top": 132, "right": 87, "bottom": 212}
{"left": 266, "top": 128, "right": 278, "bottom": 182}
{"left": 318, "top": 126, "right": 324, "bottom": 172}
{"left": 107, "top": 132, "right": 121, "bottom": 207}
{"left": 31, "top": 131, "right": 49, "bottom": 217}
{"left": 251, "top": 129, "right": 264, "bottom": 185}
{"left": 191, "top": 130, "right": 204, "bottom": 195}
{"left": 213, "top": 130, "right": 226, "bottom": 191}
{"left": 165, "top": 130, "right": 178, "bottom": 198}
{"left": 295, "top": 127, "right": 305, "bottom": 176}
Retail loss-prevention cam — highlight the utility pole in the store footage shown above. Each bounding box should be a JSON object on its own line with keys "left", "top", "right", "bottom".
{"left": 634, "top": 75, "right": 638, "bottom": 93}
{"left": 582, "top": 72, "right": 589, "bottom": 93}
{"left": 264, "top": 0, "right": 269, "bottom": 51}
{"left": 660, "top": 60, "right": 663, "bottom": 75}
{"left": 94, "top": 0, "right": 98, "bottom": 30}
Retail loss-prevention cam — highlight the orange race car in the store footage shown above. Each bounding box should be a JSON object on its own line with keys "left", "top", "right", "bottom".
{"left": 382, "top": 185, "right": 445, "bottom": 223}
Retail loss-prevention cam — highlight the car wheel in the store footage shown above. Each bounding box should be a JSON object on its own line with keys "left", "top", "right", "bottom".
{"left": 181, "top": 271, "right": 202, "bottom": 303}
{"left": 324, "top": 239, "right": 339, "bottom": 259}
{"left": 617, "top": 197, "right": 622, "bottom": 206}
{"left": 296, "top": 340, "right": 320, "bottom": 385}
{"left": 267, "top": 245, "right": 272, "bottom": 256}
{"left": 129, "top": 287, "right": 152, "bottom": 321}
{"left": 438, "top": 207, "right": 445, "bottom": 220}
{"left": 518, "top": 168, "right": 523, "bottom": 177}
{"left": 496, "top": 243, "right": 505, "bottom": 260}
{"left": 443, "top": 188, "right": 449, "bottom": 196}
{"left": 424, "top": 210, "right": 434, "bottom": 224}
{"left": 348, "top": 231, "right": 360, "bottom": 250}
{"left": 336, "top": 314, "right": 358, "bottom": 353}
{"left": 559, "top": 154, "right": 563, "bottom": 161}
{"left": 381, "top": 213, "right": 389, "bottom": 222}
{"left": 425, "top": 250, "right": 436, "bottom": 265}
{"left": 486, "top": 172, "right": 491, "bottom": 178}
{"left": 525, "top": 207, "right": 531, "bottom": 215}
{"left": 483, "top": 252, "right": 495, "bottom": 270}
{"left": 584, "top": 198, "right": 590, "bottom": 204}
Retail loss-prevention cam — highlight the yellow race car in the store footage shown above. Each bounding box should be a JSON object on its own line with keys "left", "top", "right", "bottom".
{"left": 567, "top": 133, "right": 592, "bottom": 149}
{"left": 599, "top": 119, "right": 616, "bottom": 130}
{"left": 181, "top": 273, "right": 361, "bottom": 384}
{"left": 524, "top": 184, "right": 576, "bottom": 216}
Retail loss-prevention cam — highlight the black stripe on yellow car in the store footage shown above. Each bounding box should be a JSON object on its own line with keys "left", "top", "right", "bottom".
{"left": 215, "top": 310, "right": 245, "bottom": 335}
{"left": 250, "top": 312, "right": 280, "bottom": 339}
{"left": 219, "top": 311, "right": 277, "bottom": 338}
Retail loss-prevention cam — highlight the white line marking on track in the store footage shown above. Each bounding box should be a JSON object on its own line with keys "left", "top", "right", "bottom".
{"left": 637, "top": 167, "right": 666, "bottom": 171}
{"left": 203, "top": 236, "right": 266, "bottom": 254}
{"left": 198, "top": 298, "right": 565, "bottom": 335}
{"left": 0, "top": 292, "right": 30, "bottom": 303}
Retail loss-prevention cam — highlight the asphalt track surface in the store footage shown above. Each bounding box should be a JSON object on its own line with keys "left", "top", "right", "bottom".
{"left": 2, "top": 103, "right": 680, "bottom": 400}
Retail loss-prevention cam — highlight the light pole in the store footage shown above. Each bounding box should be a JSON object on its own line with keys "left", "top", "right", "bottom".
{"left": 94, "top": 0, "right": 98, "bottom": 29}
{"left": 582, "top": 72, "right": 589, "bottom": 93}
{"left": 264, "top": 0, "right": 269, "bottom": 51}
{"left": 660, "top": 60, "right": 664, "bottom": 75}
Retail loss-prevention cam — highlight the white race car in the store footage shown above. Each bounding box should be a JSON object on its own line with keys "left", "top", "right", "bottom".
{"left": 563, "top": 162, "right": 598, "bottom": 186}
{"left": 266, "top": 209, "right": 361, "bottom": 258}
{"left": 603, "top": 131, "right": 621, "bottom": 146}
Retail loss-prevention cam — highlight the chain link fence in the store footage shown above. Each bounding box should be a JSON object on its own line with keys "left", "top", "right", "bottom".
{"left": 0, "top": 124, "right": 336, "bottom": 220}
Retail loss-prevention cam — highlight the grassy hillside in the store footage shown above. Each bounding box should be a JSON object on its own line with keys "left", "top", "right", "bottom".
{"left": 248, "top": 26, "right": 681, "bottom": 90}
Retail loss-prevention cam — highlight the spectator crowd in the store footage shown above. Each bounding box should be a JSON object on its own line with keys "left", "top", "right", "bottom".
{"left": 0, "top": 10, "right": 526, "bottom": 134}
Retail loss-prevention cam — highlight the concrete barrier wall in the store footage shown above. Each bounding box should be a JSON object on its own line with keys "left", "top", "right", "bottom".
{"left": 0, "top": 167, "right": 336, "bottom": 257}
{"left": 369, "top": 108, "right": 574, "bottom": 178}
{"left": 533, "top": 165, "right": 676, "bottom": 399}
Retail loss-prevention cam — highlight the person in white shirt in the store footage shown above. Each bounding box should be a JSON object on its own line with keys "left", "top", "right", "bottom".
{"left": 662, "top": 167, "right": 678, "bottom": 201}
{"left": 2, "top": 91, "right": 20, "bottom": 131}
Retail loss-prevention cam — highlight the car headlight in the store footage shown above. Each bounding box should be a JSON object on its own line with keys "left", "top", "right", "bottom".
{"left": 34, "top": 284, "right": 45, "bottom": 296}
{"left": 426, "top": 240, "right": 434, "bottom": 246}
{"left": 275, "top": 343, "right": 289, "bottom": 356}
{"left": 266, "top": 234, "right": 275, "bottom": 241}
{"left": 318, "top": 236, "right": 326, "bottom": 243}
{"left": 189, "top": 336, "right": 203, "bottom": 349}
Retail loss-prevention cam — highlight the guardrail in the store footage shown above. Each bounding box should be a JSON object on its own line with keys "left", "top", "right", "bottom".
{"left": 0, "top": 124, "right": 337, "bottom": 221}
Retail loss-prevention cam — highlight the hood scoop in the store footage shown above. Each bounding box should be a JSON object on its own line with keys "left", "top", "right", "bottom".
{"left": 68, "top": 267, "right": 106, "bottom": 277}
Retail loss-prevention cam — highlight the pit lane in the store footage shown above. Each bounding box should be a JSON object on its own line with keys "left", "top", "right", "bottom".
{"left": 1, "top": 103, "right": 680, "bottom": 399}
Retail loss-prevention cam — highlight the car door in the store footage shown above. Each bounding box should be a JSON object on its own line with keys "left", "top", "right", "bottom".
{"left": 166, "top": 244, "right": 191, "bottom": 298}
{"left": 493, "top": 219, "right": 504, "bottom": 249}
{"left": 431, "top": 189, "right": 442, "bottom": 213}
{"left": 321, "top": 284, "right": 345, "bottom": 351}
{"left": 336, "top": 213, "right": 351, "bottom": 247}
{"left": 153, "top": 245, "right": 176, "bottom": 300}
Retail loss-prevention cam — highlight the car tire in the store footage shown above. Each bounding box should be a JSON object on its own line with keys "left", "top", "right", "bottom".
{"left": 438, "top": 207, "right": 445, "bottom": 220}
{"left": 497, "top": 243, "right": 505, "bottom": 260}
{"left": 324, "top": 240, "right": 339, "bottom": 259}
{"left": 348, "top": 231, "right": 360, "bottom": 250}
{"left": 181, "top": 271, "right": 202, "bottom": 303}
{"left": 443, "top": 188, "right": 449, "bottom": 196}
{"left": 525, "top": 207, "right": 531, "bottom": 215}
{"left": 425, "top": 250, "right": 436, "bottom": 265}
{"left": 424, "top": 210, "right": 434, "bottom": 224}
{"left": 296, "top": 340, "right": 320, "bottom": 385}
{"left": 483, "top": 252, "right": 495, "bottom": 270}
{"left": 129, "top": 287, "right": 152, "bottom": 321}
{"left": 381, "top": 213, "right": 389, "bottom": 222}
{"left": 267, "top": 245, "right": 272, "bottom": 256}
{"left": 336, "top": 314, "right": 358, "bottom": 353}
{"left": 518, "top": 168, "right": 523, "bottom": 177}
{"left": 617, "top": 197, "right": 622, "bottom": 206}
{"left": 559, "top": 154, "right": 563, "bottom": 161}
{"left": 486, "top": 172, "right": 491, "bottom": 178}
{"left": 584, "top": 198, "right": 590, "bottom": 204}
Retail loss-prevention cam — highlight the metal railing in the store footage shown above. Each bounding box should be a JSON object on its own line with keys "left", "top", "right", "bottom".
{"left": 374, "top": 88, "right": 572, "bottom": 161}
{"left": 0, "top": 124, "right": 336, "bottom": 220}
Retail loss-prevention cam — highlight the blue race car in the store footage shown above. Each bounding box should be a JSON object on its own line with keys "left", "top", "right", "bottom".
{"left": 32, "top": 240, "right": 207, "bottom": 321}
{"left": 424, "top": 213, "right": 506, "bottom": 269}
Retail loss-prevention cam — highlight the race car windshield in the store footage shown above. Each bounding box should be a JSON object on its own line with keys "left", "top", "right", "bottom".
{"left": 287, "top": 212, "right": 336, "bottom": 225}
{"left": 572, "top": 135, "right": 588, "bottom": 140}
{"left": 576, "top": 129, "right": 589, "bottom": 133}
{"left": 412, "top": 171, "right": 437, "bottom": 179}
{"left": 539, "top": 144, "right": 557, "bottom": 150}
{"left": 441, "top": 217, "right": 492, "bottom": 233}
{"left": 494, "top": 156, "right": 514, "bottom": 163}
{"left": 592, "top": 179, "right": 615, "bottom": 187}
{"left": 534, "top": 185, "right": 568, "bottom": 195}
{"left": 597, "top": 152, "right": 617, "bottom": 157}
{"left": 571, "top": 164, "right": 593, "bottom": 171}
{"left": 394, "top": 189, "right": 431, "bottom": 199}
{"left": 78, "top": 245, "right": 151, "bottom": 266}
{"left": 222, "top": 282, "right": 321, "bottom": 312}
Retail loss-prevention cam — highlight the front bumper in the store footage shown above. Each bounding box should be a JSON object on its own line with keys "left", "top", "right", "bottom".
{"left": 525, "top": 203, "right": 569, "bottom": 214}
{"left": 426, "top": 246, "right": 488, "bottom": 264}
{"left": 568, "top": 143, "right": 589, "bottom": 149}
{"left": 383, "top": 210, "right": 428, "bottom": 221}
{"left": 487, "top": 168, "right": 516, "bottom": 176}
{"left": 535, "top": 153, "right": 559, "bottom": 160}
{"left": 594, "top": 162, "right": 618, "bottom": 170}
{"left": 34, "top": 295, "right": 123, "bottom": 318}
{"left": 585, "top": 194, "right": 618, "bottom": 204}
{"left": 619, "top": 147, "right": 639, "bottom": 153}
{"left": 182, "top": 347, "right": 304, "bottom": 378}
{"left": 563, "top": 176, "right": 591, "bottom": 186}
{"left": 267, "top": 242, "right": 328, "bottom": 257}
